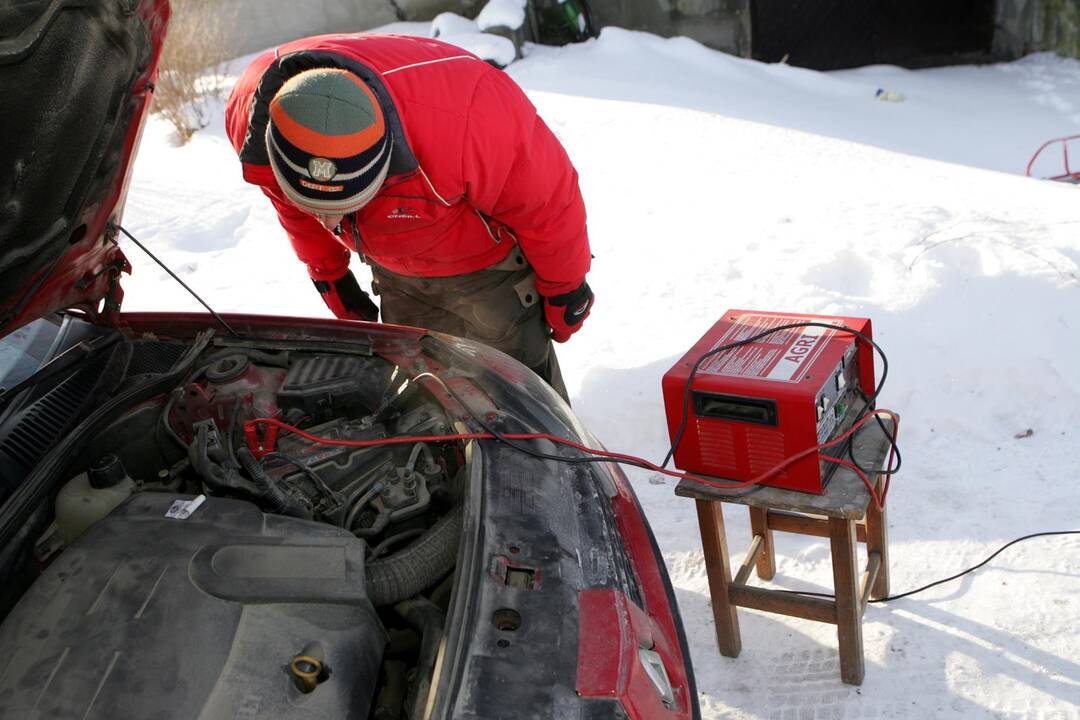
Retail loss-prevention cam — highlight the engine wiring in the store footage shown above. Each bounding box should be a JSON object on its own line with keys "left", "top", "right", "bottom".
{"left": 258, "top": 450, "right": 341, "bottom": 504}
{"left": 245, "top": 320, "right": 902, "bottom": 511}
{"left": 344, "top": 480, "right": 387, "bottom": 533}
{"left": 369, "top": 528, "right": 428, "bottom": 560}
{"left": 245, "top": 408, "right": 894, "bottom": 510}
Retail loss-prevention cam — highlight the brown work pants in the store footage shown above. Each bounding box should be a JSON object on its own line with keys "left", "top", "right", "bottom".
{"left": 369, "top": 249, "right": 569, "bottom": 403}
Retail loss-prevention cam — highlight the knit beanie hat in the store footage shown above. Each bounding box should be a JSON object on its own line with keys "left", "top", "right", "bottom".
{"left": 266, "top": 68, "right": 392, "bottom": 214}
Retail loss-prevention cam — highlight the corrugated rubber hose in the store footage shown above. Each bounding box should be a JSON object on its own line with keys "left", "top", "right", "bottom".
{"left": 237, "top": 446, "right": 310, "bottom": 519}
{"left": 366, "top": 504, "right": 463, "bottom": 606}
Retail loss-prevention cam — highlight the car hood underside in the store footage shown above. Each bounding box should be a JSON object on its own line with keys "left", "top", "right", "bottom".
{"left": 0, "top": 0, "right": 168, "bottom": 337}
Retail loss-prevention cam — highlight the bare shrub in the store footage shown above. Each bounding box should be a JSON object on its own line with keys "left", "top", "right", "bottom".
{"left": 152, "top": 0, "right": 233, "bottom": 144}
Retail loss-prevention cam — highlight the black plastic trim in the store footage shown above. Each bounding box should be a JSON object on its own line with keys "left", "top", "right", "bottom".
{"left": 0, "top": 330, "right": 213, "bottom": 552}
{"left": 693, "top": 391, "right": 778, "bottom": 427}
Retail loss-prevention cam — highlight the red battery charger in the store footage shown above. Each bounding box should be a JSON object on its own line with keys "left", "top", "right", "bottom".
{"left": 662, "top": 310, "right": 875, "bottom": 494}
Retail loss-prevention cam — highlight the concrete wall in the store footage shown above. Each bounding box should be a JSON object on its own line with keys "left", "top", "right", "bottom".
{"left": 583, "top": 0, "right": 1079, "bottom": 62}
{"left": 995, "top": 0, "right": 1080, "bottom": 58}
{"left": 210, "top": 0, "right": 478, "bottom": 58}
{"left": 200, "top": 0, "right": 1080, "bottom": 63}
{"left": 587, "top": 0, "right": 752, "bottom": 57}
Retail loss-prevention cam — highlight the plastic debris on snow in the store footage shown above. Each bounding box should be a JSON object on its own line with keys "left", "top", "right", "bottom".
{"left": 875, "top": 88, "right": 906, "bottom": 102}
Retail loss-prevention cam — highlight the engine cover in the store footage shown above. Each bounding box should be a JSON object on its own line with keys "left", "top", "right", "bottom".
{"left": 0, "top": 494, "right": 384, "bottom": 719}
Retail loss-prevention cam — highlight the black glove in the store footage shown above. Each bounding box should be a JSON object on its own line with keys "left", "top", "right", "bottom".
{"left": 312, "top": 270, "right": 379, "bottom": 322}
{"left": 543, "top": 281, "right": 593, "bottom": 343}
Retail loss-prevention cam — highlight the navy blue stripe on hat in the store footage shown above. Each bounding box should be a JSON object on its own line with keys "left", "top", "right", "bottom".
{"left": 268, "top": 125, "right": 392, "bottom": 212}
{"left": 270, "top": 123, "right": 389, "bottom": 178}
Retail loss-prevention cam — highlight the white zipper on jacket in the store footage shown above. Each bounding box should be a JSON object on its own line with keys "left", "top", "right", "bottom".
{"left": 474, "top": 209, "right": 499, "bottom": 243}
{"left": 418, "top": 166, "right": 452, "bottom": 207}
{"left": 382, "top": 55, "right": 476, "bottom": 75}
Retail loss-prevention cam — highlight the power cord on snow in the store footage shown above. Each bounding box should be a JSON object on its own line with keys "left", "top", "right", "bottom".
{"left": 773, "top": 530, "right": 1080, "bottom": 603}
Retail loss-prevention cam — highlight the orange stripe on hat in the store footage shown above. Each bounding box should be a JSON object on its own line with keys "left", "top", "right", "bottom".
{"left": 268, "top": 70, "right": 386, "bottom": 159}
{"left": 269, "top": 104, "right": 385, "bottom": 158}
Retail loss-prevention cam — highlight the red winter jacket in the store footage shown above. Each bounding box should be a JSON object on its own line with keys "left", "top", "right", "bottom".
{"left": 225, "top": 34, "right": 590, "bottom": 297}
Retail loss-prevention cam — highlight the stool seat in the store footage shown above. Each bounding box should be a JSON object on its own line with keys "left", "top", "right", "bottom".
{"left": 674, "top": 416, "right": 896, "bottom": 685}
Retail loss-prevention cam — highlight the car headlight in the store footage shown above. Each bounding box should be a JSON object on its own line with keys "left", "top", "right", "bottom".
{"left": 638, "top": 647, "right": 676, "bottom": 708}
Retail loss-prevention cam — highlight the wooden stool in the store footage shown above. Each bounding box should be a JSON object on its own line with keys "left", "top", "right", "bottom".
{"left": 674, "top": 418, "right": 895, "bottom": 685}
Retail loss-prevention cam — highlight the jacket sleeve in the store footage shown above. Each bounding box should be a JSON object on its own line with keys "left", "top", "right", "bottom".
{"left": 460, "top": 70, "right": 591, "bottom": 298}
{"left": 260, "top": 186, "right": 353, "bottom": 281}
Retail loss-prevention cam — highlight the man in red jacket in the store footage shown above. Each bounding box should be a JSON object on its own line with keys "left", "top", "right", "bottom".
{"left": 225, "top": 33, "right": 593, "bottom": 401}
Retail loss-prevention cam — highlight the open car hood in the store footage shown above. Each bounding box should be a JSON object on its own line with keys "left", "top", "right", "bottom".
{"left": 0, "top": 0, "right": 169, "bottom": 337}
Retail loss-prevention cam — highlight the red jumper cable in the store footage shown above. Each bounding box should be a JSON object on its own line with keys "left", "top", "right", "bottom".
{"left": 244, "top": 408, "right": 898, "bottom": 511}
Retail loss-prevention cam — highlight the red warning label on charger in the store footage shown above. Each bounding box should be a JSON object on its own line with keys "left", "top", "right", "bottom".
{"left": 699, "top": 313, "right": 840, "bottom": 382}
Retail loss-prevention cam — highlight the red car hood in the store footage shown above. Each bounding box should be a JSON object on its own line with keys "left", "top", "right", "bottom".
{"left": 0, "top": 0, "right": 170, "bottom": 337}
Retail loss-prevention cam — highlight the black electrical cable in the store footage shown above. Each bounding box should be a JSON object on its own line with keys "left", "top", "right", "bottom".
{"left": 369, "top": 527, "right": 427, "bottom": 560}
{"left": 226, "top": 396, "right": 243, "bottom": 468}
{"left": 244, "top": 390, "right": 1077, "bottom": 610}
{"left": 412, "top": 372, "right": 660, "bottom": 470}
{"left": 160, "top": 393, "right": 188, "bottom": 451}
{"left": 418, "top": 323, "right": 903, "bottom": 482}
{"left": 345, "top": 481, "right": 387, "bottom": 532}
{"left": 771, "top": 531, "right": 1080, "bottom": 603}
{"left": 260, "top": 451, "right": 340, "bottom": 504}
{"left": 847, "top": 388, "right": 902, "bottom": 477}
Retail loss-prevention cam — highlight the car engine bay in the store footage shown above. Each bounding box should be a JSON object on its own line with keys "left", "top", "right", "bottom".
{"left": 0, "top": 319, "right": 469, "bottom": 719}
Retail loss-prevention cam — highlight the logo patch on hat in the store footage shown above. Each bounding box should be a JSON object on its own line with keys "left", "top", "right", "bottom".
{"left": 308, "top": 157, "right": 338, "bottom": 182}
{"left": 299, "top": 179, "right": 345, "bottom": 193}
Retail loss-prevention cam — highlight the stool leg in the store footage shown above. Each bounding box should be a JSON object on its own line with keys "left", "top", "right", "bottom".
{"left": 829, "top": 517, "right": 864, "bottom": 685}
{"left": 748, "top": 507, "right": 776, "bottom": 581}
{"left": 696, "top": 499, "right": 741, "bottom": 657}
{"left": 864, "top": 476, "right": 890, "bottom": 599}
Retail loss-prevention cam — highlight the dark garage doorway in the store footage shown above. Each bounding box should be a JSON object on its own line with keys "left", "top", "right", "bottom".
{"left": 751, "top": 0, "right": 997, "bottom": 70}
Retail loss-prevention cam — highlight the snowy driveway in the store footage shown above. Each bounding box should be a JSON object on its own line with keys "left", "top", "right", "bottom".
{"left": 122, "top": 29, "right": 1080, "bottom": 719}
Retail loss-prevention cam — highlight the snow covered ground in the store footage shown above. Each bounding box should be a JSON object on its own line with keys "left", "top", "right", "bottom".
{"left": 121, "top": 27, "right": 1080, "bottom": 719}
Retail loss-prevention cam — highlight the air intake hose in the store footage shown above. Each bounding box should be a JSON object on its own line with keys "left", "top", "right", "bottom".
{"left": 366, "top": 504, "right": 463, "bottom": 606}
{"left": 237, "top": 447, "right": 311, "bottom": 519}
{"left": 188, "top": 423, "right": 310, "bottom": 519}
{"left": 189, "top": 423, "right": 257, "bottom": 497}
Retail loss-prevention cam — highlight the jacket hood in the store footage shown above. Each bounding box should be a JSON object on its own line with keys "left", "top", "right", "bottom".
{"left": 0, "top": 0, "right": 170, "bottom": 337}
